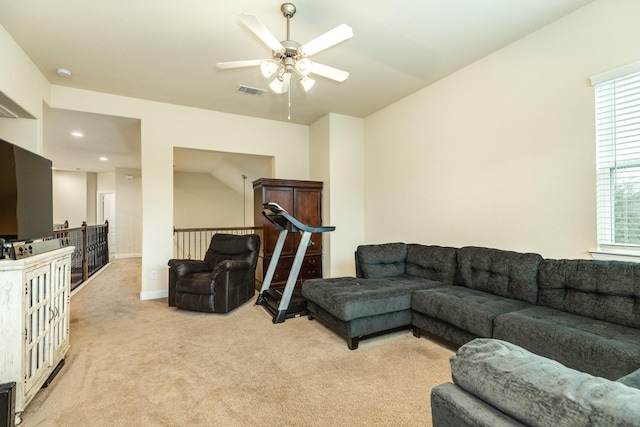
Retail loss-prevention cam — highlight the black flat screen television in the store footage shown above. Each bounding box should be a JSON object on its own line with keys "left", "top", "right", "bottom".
{"left": 0, "top": 138, "right": 54, "bottom": 242}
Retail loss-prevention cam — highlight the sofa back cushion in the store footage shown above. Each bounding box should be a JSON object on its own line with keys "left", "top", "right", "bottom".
{"left": 450, "top": 338, "right": 640, "bottom": 427}
{"left": 356, "top": 242, "right": 407, "bottom": 279}
{"left": 617, "top": 369, "right": 640, "bottom": 389}
{"left": 456, "top": 247, "right": 542, "bottom": 305}
{"left": 538, "top": 259, "right": 640, "bottom": 328}
{"left": 204, "top": 233, "right": 261, "bottom": 270}
{"left": 405, "top": 244, "right": 458, "bottom": 284}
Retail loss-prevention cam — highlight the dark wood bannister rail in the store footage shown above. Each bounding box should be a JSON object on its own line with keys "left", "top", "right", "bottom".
{"left": 173, "top": 226, "right": 261, "bottom": 260}
{"left": 54, "top": 221, "right": 110, "bottom": 291}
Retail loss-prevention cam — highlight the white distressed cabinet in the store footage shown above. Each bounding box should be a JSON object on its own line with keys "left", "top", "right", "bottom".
{"left": 0, "top": 246, "right": 73, "bottom": 424}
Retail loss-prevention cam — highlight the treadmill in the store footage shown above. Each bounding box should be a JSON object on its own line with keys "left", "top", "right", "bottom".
{"left": 256, "top": 202, "right": 335, "bottom": 323}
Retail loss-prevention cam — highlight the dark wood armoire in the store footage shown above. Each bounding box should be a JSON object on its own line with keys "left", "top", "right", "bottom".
{"left": 253, "top": 178, "right": 324, "bottom": 290}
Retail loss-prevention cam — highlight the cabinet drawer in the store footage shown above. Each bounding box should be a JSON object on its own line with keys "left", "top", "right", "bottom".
{"left": 302, "top": 255, "right": 321, "bottom": 267}
{"left": 261, "top": 255, "right": 322, "bottom": 286}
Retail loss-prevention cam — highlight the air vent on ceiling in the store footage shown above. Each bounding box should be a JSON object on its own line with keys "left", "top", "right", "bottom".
{"left": 237, "top": 85, "right": 266, "bottom": 96}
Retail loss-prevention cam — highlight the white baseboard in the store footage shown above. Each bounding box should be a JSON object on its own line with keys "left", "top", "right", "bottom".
{"left": 114, "top": 253, "right": 142, "bottom": 259}
{"left": 140, "top": 289, "right": 168, "bottom": 300}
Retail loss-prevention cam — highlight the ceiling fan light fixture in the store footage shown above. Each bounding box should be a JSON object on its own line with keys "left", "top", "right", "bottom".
{"left": 260, "top": 60, "right": 278, "bottom": 78}
{"left": 269, "top": 72, "right": 291, "bottom": 94}
{"left": 295, "top": 58, "right": 312, "bottom": 76}
{"left": 299, "top": 75, "right": 315, "bottom": 92}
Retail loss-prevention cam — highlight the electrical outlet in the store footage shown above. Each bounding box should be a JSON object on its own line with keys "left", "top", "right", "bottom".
{"left": 151, "top": 270, "right": 157, "bottom": 279}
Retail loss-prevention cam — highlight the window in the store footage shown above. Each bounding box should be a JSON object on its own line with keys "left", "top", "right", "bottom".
{"left": 592, "top": 62, "right": 640, "bottom": 250}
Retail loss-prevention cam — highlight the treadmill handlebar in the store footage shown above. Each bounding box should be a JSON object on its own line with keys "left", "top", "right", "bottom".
{"left": 262, "top": 202, "right": 336, "bottom": 233}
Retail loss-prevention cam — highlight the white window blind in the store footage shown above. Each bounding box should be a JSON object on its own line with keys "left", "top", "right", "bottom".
{"left": 593, "top": 64, "right": 640, "bottom": 248}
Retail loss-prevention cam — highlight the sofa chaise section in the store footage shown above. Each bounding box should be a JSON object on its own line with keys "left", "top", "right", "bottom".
{"left": 302, "top": 243, "right": 457, "bottom": 349}
{"left": 412, "top": 246, "right": 542, "bottom": 346}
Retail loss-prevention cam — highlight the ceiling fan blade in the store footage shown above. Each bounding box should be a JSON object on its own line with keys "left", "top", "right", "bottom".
{"left": 300, "top": 24, "right": 353, "bottom": 56}
{"left": 238, "top": 13, "right": 285, "bottom": 53}
{"left": 216, "top": 59, "right": 264, "bottom": 69}
{"left": 310, "top": 62, "right": 350, "bottom": 83}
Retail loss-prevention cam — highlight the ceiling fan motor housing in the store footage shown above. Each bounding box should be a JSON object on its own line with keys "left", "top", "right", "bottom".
{"left": 280, "top": 40, "right": 302, "bottom": 58}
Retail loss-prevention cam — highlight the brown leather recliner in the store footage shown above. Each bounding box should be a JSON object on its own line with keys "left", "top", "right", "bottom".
{"left": 168, "top": 233, "right": 260, "bottom": 313}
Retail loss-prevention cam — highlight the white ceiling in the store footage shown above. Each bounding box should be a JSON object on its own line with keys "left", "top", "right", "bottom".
{"left": 0, "top": 0, "right": 595, "bottom": 173}
{"left": 42, "top": 105, "right": 141, "bottom": 172}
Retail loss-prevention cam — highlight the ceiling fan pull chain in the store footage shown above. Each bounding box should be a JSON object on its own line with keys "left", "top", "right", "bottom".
{"left": 288, "top": 88, "right": 291, "bottom": 121}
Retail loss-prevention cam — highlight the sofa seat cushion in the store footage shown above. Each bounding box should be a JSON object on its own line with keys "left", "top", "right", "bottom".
{"left": 301, "top": 276, "right": 442, "bottom": 322}
{"left": 175, "top": 272, "right": 214, "bottom": 294}
{"left": 412, "top": 286, "right": 531, "bottom": 337}
{"left": 450, "top": 338, "right": 640, "bottom": 427}
{"left": 493, "top": 306, "right": 640, "bottom": 379}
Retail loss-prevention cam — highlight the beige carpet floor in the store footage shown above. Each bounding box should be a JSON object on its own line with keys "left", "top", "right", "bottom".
{"left": 20, "top": 258, "right": 456, "bottom": 427}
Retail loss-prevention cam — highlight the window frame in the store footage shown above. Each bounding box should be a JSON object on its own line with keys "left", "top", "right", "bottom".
{"left": 590, "top": 60, "right": 640, "bottom": 261}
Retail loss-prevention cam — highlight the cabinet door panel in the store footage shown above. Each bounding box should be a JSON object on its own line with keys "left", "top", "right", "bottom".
{"left": 294, "top": 189, "right": 322, "bottom": 254}
{"left": 262, "top": 187, "right": 295, "bottom": 256}
{"left": 23, "top": 265, "right": 52, "bottom": 396}
{"left": 50, "top": 257, "right": 70, "bottom": 362}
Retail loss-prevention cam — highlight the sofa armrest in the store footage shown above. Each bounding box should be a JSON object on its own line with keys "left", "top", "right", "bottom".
{"left": 431, "top": 382, "right": 525, "bottom": 427}
{"left": 212, "top": 263, "right": 255, "bottom": 312}
{"left": 212, "top": 260, "right": 251, "bottom": 275}
{"left": 450, "top": 338, "right": 640, "bottom": 427}
{"left": 167, "top": 259, "right": 210, "bottom": 277}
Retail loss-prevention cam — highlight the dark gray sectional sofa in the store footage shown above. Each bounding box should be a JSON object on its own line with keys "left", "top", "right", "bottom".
{"left": 301, "top": 242, "right": 640, "bottom": 381}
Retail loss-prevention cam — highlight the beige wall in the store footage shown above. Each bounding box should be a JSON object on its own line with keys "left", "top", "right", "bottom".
{"left": 310, "top": 113, "right": 365, "bottom": 277}
{"left": 52, "top": 170, "right": 98, "bottom": 227}
{"left": 173, "top": 172, "right": 245, "bottom": 228}
{"left": 86, "top": 172, "right": 97, "bottom": 225}
{"left": 52, "top": 170, "right": 88, "bottom": 226}
{"left": 0, "top": 118, "right": 39, "bottom": 153}
{"left": 363, "top": 0, "right": 640, "bottom": 259}
{"left": 97, "top": 171, "right": 116, "bottom": 193}
{"left": 115, "top": 168, "right": 142, "bottom": 257}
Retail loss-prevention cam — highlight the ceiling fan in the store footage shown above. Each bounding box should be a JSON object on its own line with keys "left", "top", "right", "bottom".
{"left": 217, "top": 3, "right": 353, "bottom": 94}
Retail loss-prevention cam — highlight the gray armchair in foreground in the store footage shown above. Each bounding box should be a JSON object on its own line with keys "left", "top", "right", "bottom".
{"left": 168, "top": 233, "right": 260, "bottom": 313}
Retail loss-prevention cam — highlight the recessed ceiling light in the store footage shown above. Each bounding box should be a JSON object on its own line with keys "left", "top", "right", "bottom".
{"left": 57, "top": 68, "right": 72, "bottom": 77}
{"left": 71, "top": 131, "right": 84, "bottom": 137}
{"left": 99, "top": 157, "right": 108, "bottom": 161}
